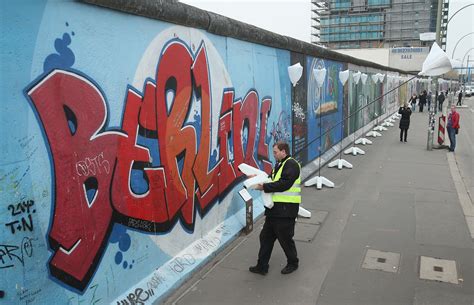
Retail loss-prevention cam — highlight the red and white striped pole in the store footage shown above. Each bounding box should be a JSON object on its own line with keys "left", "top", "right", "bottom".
{"left": 438, "top": 115, "right": 446, "bottom": 145}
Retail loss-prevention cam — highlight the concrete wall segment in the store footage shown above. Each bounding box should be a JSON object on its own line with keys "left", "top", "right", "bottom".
{"left": 1, "top": 1, "right": 417, "bottom": 304}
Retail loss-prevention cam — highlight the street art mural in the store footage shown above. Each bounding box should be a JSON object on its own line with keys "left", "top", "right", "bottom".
{"left": 306, "top": 58, "right": 344, "bottom": 161}
{"left": 1, "top": 3, "right": 291, "bottom": 304}
{"left": 346, "top": 65, "right": 399, "bottom": 134}
{"left": 368, "top": 71, "right": 384, "bottom": 122}
{"left": 385, "top": 73, "right": 400, "bottom": 109}
{"left": 2, "top": 2, "right": 409, "bottom": 304}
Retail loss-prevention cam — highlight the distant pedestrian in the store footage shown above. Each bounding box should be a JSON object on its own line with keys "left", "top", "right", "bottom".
{"left": 457, "top": 90, "right": 463, "bottom": 106}
{"left": 418, "top": 90, "right": 427, "bottom": 112}
{"left": 249, "top": 141, "right": 301, "bottom": 275}
{"left": 398, "top": 102, "right": 412, "bottom": 142}
{"left": 409, "top": 94, "right": 417, "bottom": 112}
{"left": 437, "top": 92, "right": 445, "bottom": 111}
{"left": 447, "top": 105, "right": 460, "bottom": 152}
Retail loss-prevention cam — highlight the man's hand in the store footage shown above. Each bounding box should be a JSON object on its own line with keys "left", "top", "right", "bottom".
{"left": 254, "top": 184, "right": 264, "bottom": 191}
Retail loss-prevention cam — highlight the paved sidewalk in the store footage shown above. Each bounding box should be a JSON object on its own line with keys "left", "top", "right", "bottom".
{"left": 164, "top": 100, "right": 474, "bottom": 305}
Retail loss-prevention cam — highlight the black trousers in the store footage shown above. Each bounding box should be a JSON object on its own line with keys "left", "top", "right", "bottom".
{"left": 257, "top": 217, "right": 298, "bottom": 268}
{"left": 400, "top": 128, "right": 408, "bottom": 141}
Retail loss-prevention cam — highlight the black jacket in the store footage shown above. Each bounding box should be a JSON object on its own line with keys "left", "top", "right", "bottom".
{"left": 419, "top": 93, "right": 427, "bottom": 105}
{"left": 437, "top": 94, "right": 445, "bottom": 103}
{"left": 263, "top": 156, "right": 300, "bottom": 218}
{"left": 398, "top": 106, "right": 412, "bottom": 129}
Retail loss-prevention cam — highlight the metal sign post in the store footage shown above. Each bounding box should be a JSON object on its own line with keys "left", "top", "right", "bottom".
{"left": 238, "top": 189, "right": 253, "bottom": 234}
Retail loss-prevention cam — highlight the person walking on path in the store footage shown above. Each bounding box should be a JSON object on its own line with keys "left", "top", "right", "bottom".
{"left": 418, "top": 90, "right": 427, "bottom": 112}
{"left": 409, "top": 94, "right": 417, "bottom": 112}
{"left": 249, "top": 141, "right": 301, "bottom": 275}
{"left": 457, "top": 90, "right": 463, "bottom": 106}
{"left": 398, "top": 102, "right": 412, "bottom": 142}
{"left": 447, "top": 105, "right": 460, "bottom": 152}
{"left": 438, "top": 91, "right": 445, "bottom": 111}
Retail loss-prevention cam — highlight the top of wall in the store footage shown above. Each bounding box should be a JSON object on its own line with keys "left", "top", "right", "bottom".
{"left": 80, "top": 0, "right": 414, "bottom": 75}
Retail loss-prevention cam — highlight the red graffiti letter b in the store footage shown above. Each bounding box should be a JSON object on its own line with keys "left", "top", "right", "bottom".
{"left": 28, "top": 70, "right": 120, "bottom": 291}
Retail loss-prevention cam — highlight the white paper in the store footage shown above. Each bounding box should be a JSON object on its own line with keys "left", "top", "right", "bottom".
{"left": 352, "top": 71, "right": 361, "bottom": 84}
{"left": 261, "top": 192, "right": 274, "bottom": 209}
{"left": 339, "top": 69, "right": 349, "bottom": 85}
{"left": 371, "top": 75, "right": 379, "bottom": 83}
{"left": 288, "top": 63, "right": 303, "bottom": 87}
{"left": 418, "top": 42, "right": 452, "bottom": 76}
{"left": 377, "top": 73, "right": 385, "bottom": 82}
{"left": 313, "top": 67, "right": 327, "bottom": 87}
{"left": 238, "top": 163, "right": 268, "bottom": 177}
{"left": 243, "top": 175, "right": 271, "bottom": 189}
{"left": 238, "top": 188, "right": 252, "bottom": 202}
{"left": 238, "top": 163, "right": 310, "bottom": 217}
{"left": 361, "top": 73, "right": 368, "bottom": 85}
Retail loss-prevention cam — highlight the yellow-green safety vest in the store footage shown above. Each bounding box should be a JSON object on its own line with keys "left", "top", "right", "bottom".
{"left": 271, "top": 157, "right": 301, "bottom": 204}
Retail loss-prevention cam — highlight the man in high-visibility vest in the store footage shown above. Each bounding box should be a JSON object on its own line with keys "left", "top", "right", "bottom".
{"left": 249, "top": 141, "right": 301, "bottom": 275}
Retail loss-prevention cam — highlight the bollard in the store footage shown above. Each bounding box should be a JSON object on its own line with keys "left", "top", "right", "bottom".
{"left": 438, "top": 115, "right": 446, "bottom": 145}
{"left": 238, "top": 189, "right": 253, "bottom": 234}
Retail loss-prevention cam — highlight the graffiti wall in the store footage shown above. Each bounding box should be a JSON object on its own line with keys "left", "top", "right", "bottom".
{"left": 1, "top": 2, "right": 288, "bottom": 304}
{"left": 1, "top": 1, "right": 415, "bottom": 304}
{"left": 346, "top": 64, "right": 411, "bottom": 134}
{"left": 305, "top": 58, "right": 345, "bottom": 161}
{"left": 346, "top": 66, "right": 381, "bottom": 134}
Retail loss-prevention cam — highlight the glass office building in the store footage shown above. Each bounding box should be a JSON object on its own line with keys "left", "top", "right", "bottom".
{"left": 312, "top": 0, "right": 446, "bottom": 49}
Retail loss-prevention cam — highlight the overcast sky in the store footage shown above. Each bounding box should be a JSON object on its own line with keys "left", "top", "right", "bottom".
{"left": 180, "top": 0, "right": 312, "bottom": 42}
{"left": 445, "top": 0, "right": 474, "bottom": 66}
{"left": 181, "top": 0, "right": 473, "bottom": 67}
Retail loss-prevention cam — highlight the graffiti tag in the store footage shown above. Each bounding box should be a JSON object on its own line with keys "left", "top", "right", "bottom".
{"left": 0, "top": 237, "right": 34, "bottom": 269}
{"left": 5, "top": 200, "right": 35, "bottom": 234}
{"left": 116, "top": 288, "right": 154, "bottom": 305}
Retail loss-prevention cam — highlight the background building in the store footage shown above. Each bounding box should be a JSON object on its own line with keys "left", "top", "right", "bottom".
{"left": 311, "top": 0, "right": 450, "bottom": 72}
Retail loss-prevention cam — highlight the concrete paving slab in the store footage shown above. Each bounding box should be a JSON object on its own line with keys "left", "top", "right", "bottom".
{"left": 419, "top": 256, "right": 458, "bottom": 284}
{"left": 294, "top": 222, "right": 320, "bottom": 242}
{"left": 414, "top": 189, "right": 459, "bottom": 203}
{"left": 361, "top": 249, "right": 401, "bottom": 273}
{"left": 297, "top": 210, "right": 328, "bottom": 225}
{"left": 413, "top": 287, "right": 473, "bottom": 305}
{"left": 415, "top": 200, "right": 473, "bottom": 248}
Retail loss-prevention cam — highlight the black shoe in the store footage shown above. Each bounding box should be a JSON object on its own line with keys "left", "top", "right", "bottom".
{"left": 404, "top": 140, "right": 407, "bottom": 142}
{"left": 281, "top": 264, "right": 298, "bottom": 274}
{"left": 400, "top": 139, "right": 403, "bottom": 142}
{"left": 249, "top": 265, "right": 268, "bottom": 275}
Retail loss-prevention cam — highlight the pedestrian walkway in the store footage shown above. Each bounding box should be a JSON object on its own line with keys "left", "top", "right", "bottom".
{"left": 164, "top": 100, "right": 474, "bottom": 305}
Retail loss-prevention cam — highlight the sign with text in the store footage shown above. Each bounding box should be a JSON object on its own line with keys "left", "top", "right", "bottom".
{"left": 389, "top": 47, "right": 429, "bottom": 72}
